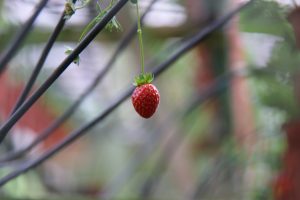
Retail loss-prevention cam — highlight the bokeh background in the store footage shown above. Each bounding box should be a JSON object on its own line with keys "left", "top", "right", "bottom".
{"left": 0, "top": 0, "right": 300, "bottom": 199}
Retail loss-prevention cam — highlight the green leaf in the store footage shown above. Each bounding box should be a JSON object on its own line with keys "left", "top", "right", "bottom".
{"left": 130, "top": 0, "right": 137, "bottom": 4}
{"left": 65, "top": 47, "right": 80, "bottom": 66}
{"left": 105, "top": 17, "right": 122, "bottom": 32}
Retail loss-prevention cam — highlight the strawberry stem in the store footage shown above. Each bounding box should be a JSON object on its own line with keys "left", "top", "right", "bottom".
{"left": 135, "top": 0, "right": 145, "bottom": 74}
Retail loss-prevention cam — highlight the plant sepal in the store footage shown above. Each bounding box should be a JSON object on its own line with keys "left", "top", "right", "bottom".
{"left": 133, "top": 73, "right": 154, "bottom": 86}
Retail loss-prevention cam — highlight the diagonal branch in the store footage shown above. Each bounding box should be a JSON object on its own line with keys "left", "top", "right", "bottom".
{"left": 0, "top": 0, "right": 50, "bottom": 75}
{"left": 0, "top": 0, "right": 158, "bottom": 163}
{"left": 0, "top": 1, "right": 251, "bottom": 187}
{"left": 0, "top": 0, "right": 130, "bottom": 144}
{"left": 187, "top": 156, "right": 229, "bottom": 200}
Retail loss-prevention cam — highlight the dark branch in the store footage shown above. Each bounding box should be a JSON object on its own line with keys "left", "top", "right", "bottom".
{"left": 0, "top": 0, "right": 129, "bottom": 144}
{"left": 184, "top": 73, "right": 233, "bottom": 116}
{"left": 0, "top": 0, "right": 50, "bottom": 75}
{"left": 0, "top": 1, "right": 251, "bottom": 187}
{"left": 0, "top": 0, "right": 158, "bottom": 163}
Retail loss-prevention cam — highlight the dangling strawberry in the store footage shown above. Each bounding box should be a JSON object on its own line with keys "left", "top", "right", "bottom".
{"left": 131, "top": 0, "right": 160, "bottom": 119}
{"left": 132, "top": 74, "right": 160, "bottom": 118}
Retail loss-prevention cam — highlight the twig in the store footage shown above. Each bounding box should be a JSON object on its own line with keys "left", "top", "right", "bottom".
{"left": 187, "top": 157, "right": 228, "bottom": 200}
{"left": 0, "top": 0, "right": 158, "bottom": 163}
{"left": 0, "top": 0, "right": 251, "bottom": 187}
{"left": 0, "top": 0, "right": 50, "bottom": 75}
{"left": 184, "top": 73, "right": 232, "bottom": 116}
{"left": 0, "top": 0, "right": 129, "bottom": 144}
{"left": 10, "top": 11, "right": 67, "bottom": 114}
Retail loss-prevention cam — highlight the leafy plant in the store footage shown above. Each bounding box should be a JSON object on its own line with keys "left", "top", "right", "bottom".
{"left": 242, "top": 0, "right": 300, "bottom": 119}
{"left": 251, "top": 41, "right": 300, "bottom": 119}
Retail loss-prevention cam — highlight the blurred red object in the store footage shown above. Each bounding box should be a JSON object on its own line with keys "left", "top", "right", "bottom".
{"left": 273, "top": 172, "right": 295, "bottom": 200}
{"left": 283, "top": 121, "right": 300, "bottom": 149}
{"left": 274, "top": 121, "right": 300, "bottom": 200}
{"left": 283, "top": 149, "right": 300, "bottom": 173}
{"left": 0, "top": 72, "right": 70, "bottom": 150}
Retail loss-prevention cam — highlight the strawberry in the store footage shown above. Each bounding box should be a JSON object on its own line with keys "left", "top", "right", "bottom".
{"left": 132, "top": 73, "right": 160, "bottom": 118}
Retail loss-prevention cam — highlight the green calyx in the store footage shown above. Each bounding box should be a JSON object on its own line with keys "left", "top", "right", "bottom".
{"left": 134, "top": 73, "right": 154, "bottom": 86}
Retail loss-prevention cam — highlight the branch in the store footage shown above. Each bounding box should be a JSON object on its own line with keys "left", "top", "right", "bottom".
{"left": 184, "top": 73, "right": 233, "bottom": 116}
{"left": 0, "top": 0, "right": 158, "bottom": 163}
{"left": 0, "top": 0, "right": 129, "bottom": 144}
{"left": 0, "top": 0, "right": 251, "bottom": 187}
{"left": 187, "top": 157, "right": 228, "bottom": 200}
{"left": 0, "top": 0, "right": 50, "bottom": 75}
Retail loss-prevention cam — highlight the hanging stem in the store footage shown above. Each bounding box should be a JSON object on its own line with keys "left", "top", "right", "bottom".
{"left": 136, "top": 0, "right": 145, "bottom": 74}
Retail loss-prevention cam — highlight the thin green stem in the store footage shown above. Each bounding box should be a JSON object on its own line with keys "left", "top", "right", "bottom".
{"left": 78, "top": 0, "right": 115, "bottom": 42}
{"left": 79, "top": 16, "right": 100, "bottom": 42}
{"left": 136, "top": 0, "right": 145, "bottom": 74}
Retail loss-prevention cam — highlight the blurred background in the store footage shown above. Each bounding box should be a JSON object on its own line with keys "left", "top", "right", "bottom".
{"left": 0, "top": 0, "right": 300, "bottom": 199}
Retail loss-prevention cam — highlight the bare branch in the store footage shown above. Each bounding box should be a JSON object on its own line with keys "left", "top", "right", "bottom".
{"left": 0, "top": 0, "right": 50, "bottom": 75}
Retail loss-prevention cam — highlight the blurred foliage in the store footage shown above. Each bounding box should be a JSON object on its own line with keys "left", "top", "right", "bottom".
{"left": 241, "top": 0, "right": 300, "bottom": 119}
{"left": 239, "top": 1, "right": 300, "bottom": 199}
{"left": 240, "top": 0, "right": 293, "bottom": 38}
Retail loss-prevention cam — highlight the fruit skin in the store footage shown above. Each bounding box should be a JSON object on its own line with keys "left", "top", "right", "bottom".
{"left": 132, "top": 84, "right": 160, "bottom": 118}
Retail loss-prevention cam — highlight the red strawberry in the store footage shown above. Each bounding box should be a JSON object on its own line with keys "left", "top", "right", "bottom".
{"left": 132, "top": 73, "right": 160, "bottom": 118}
{"left": 132, "top": 83, "right": 160, "bottom": 118}
{"left": 132, "top": 81, "right": 160, "bottom": 118}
